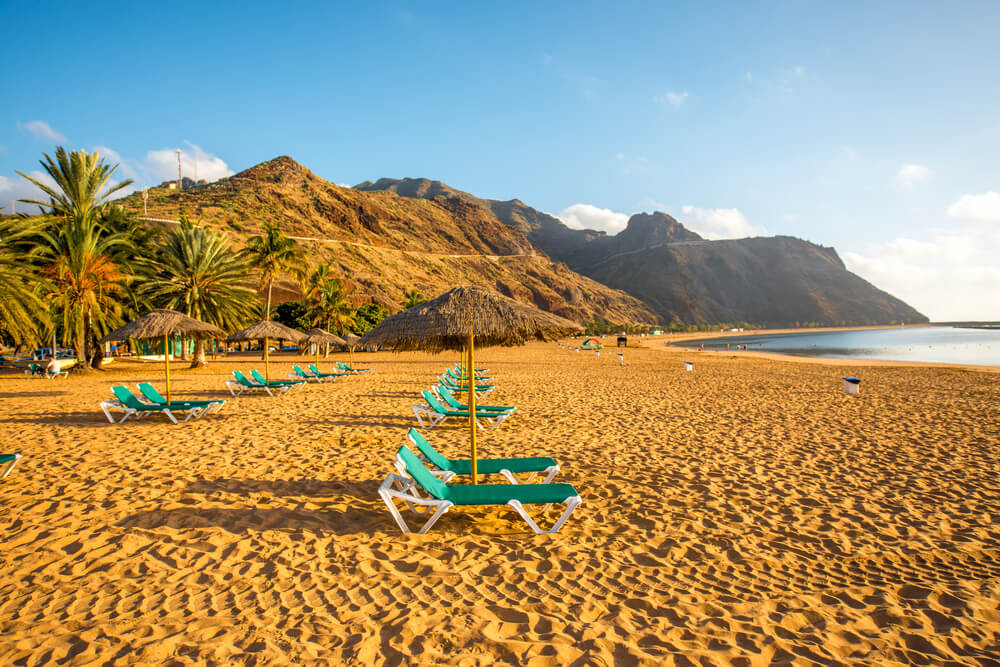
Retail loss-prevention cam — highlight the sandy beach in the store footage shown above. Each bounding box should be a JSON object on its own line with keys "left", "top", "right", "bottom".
{"left": 2, "top": 339, "right": 1000, "bottom": 664}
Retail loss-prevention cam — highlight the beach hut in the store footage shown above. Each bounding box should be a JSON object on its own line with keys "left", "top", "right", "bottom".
{"left": 360, "top": 285, "right": 582, "bottom": 483}
{"left": 227, "top": 320, "right": 306, "bottom": 383}
{"left": 101, "top": 309, "right": 225, "bottom": 404}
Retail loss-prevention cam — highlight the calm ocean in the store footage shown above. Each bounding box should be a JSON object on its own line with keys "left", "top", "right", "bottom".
{"left": 674, "top": 326, "right": 1000, "bottom": 366}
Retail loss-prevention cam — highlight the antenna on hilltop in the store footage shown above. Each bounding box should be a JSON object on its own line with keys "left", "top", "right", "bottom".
{"left": 176, "top": 149, "right": 182, "bottom": 190}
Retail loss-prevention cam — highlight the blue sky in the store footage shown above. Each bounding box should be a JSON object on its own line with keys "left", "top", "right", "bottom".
{"left": 2, "top": 1, "right": 998, "bottom": 320}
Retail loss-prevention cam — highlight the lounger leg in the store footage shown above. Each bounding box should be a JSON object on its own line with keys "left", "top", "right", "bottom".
{"left": 498, "top": 466, "right": 559, "bottom": 485}
{"left": 0, "top": 454, "right": 21, "bottom": 479}
{"left": 161, "top": 409, "right": 180, "bottom": 425}
{"left": 412, "top": 406, "right": 427, "bottom": 427}
{"left": 507, "top": 496, "right": 582, "bottom": 535}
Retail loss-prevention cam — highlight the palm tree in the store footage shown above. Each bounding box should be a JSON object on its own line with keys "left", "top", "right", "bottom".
{"left": 141, "top": 220, "right": 258, "bottom": 367}
{"left": 243, "top": 222, "right": 304, "bottom": 319}
{"left": 0, "top": 217, "right": 48, "bottom": 348}
{"left": 17, "top": 147, "right": 133, "bottom": 219}
{"left": 18, "top": 147, "right": 136, "bottom": 370}
{"left": 37, "top": 215, "right": 135, "bottom": 370}
{"left": 401, "top": 288, "right": 424, "bottom": 309}
{"left": 308, "top": 278, "right": 356, "bottom": 354}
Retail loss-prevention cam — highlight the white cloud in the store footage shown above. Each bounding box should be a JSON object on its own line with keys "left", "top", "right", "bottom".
{"left": 141, "top": 142, "right": 234, "bottom": 185}
{"left": 18, "top": 120, "right": 67, "bottom": 143}
{"left": 947, "top": 191, "right": 1000, "bottom": 224}
{"left": 679, "top": 205, "right": 766, "bottom": 240}
{"left": 0, "top": 171, "right": 59, "bottom": 213}
{"left": 556, "top": 203, "right": 630, "bottom": 235}
{"left": 654, "top": 90, "right": 688, "bottom": 108}
{"left": 844, "top": 231, "right": 1000, "bottom": 321}
{"left": 896, "top": 163, "right": 932, "bottom": 189}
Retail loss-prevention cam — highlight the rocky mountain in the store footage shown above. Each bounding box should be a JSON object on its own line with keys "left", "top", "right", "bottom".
{"left": 115, "top": 158, "right": 655, "bottom": 323}
{"left": 357, "top": 177, "right": 928, "bottom": 326}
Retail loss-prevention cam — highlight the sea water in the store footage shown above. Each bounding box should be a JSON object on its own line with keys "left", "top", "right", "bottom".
{"left": 676, "top": 326, "right": 1000, "bottom": 366}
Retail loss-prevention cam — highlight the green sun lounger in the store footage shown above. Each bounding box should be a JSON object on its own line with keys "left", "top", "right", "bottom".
{"left": 100, "top": 386, "right": 209, "bottom": 424}
{"left": 439, "top": 375, "right": 494, "bottom": 394}
{"left": 1, "top": 453, "right": 22, "bottom": 479}
{"left": 137, "top": 382, "right": 225, "bottom": 414}
{"left": 309, "top": 364, "right": 349, "bottom": 381}
{"left": 336, "top": 361, "right": 372, "bottom": 374}
{"left": 290, "top": 365, "right": 324, "bottom": 383}
{"left": 250, "top": 369, "right": 305, "bottom": 390}
{"left": 25, "top": 362, "right": 68, "bottom": 379}
{"left": 226, "top": 371, "right": 301, "bottom": 397}
{"left": 404, "top": 428, "right": 558, "bottom": 484}
{"left": 379, "top": 445, "right": 581, "bottom": 534}
{"left": 436, "top": 386, "right": 513, "bottom": 414}
{"left": 447, "top": 368, "right": 492, "bottom": 382}
{"left": 413, "top": 390, "right": 513, "bottom": 431}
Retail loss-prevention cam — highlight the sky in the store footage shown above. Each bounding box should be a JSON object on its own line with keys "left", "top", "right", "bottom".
{"left": 1, "top": 1, "right": 998, "bottom": 321}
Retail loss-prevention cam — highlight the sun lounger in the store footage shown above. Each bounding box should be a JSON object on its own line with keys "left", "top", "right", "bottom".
{"left": 447, "top": 368, "right": 492, "bottom": 382}
{"left": 226, "top": 371, "right": 298, "bottom": 397}
{"left": 436, "top": 386, "right": 514, "bottom": 414}
{"left": 379, "top": 445, "right": 581, "bottom": 534}
{"left": 250, "top": 369, "right": 306, "bottom": 392}
{"left": 337, "top": 361, "right": 372, "bottom": 374}
{"left": 1, "top": 453, "right": 22, "bottom": 479}
{"left": 403, "top": 428, "right": 558, "bottom": 484}
{"left": 412, "top": 390, "right": 513, "bottom": 431}
{"left": 309, "top": 364, "right": 350, "bottom": 381}
{"left": 438, "top": 375, "right": 494, "bottom": 397}
{"left": 137, "top": 382, "right": 225, "bottom": 414}
{"left": 289, "top": 365, "right": 325, "bottom": 383}
{"left": 100, "top": 386, "right": 208, "bottom": 424}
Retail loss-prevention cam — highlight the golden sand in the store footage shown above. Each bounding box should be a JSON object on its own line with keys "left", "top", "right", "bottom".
{"left": 1, "top": 339, "right": 999, "bottom": 664}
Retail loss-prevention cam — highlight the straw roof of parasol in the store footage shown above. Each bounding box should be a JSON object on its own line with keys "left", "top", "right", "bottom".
{"left": 343, "top": 332, "right": 361, "bottom": 346}
{"left": 359, "top": 285, "right": 583, "bottom": 352}
{"left": 302, "top": 327, "right": 346, "bottom": 346}
{"left": 227, "top": 320, "right": 307, "bottom": 343}
{"left": 101, "top": 309, "right": 225, "bottom": 342}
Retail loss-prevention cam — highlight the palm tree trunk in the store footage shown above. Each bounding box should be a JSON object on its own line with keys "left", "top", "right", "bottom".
{"left": 265, "top": 279, "right": 274, "bottom": 320}
{"left": 72, "top": 316, "right": 87, "bottom": 373}
{"left": 190, "top": 338, "right": 207, "bottom": 368}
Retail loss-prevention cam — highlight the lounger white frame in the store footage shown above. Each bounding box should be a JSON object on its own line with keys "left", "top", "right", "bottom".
{"left": 378, "top": 473, "right": 582, "bottom": 535}
{"left": 411, "top": 401, "right": 512, "bottom": 432}
{"left": 1, "top": 453, "right": 22, "bottom": 479}
{"left": 99, "top": 399, "right": 207, "bottom": 425}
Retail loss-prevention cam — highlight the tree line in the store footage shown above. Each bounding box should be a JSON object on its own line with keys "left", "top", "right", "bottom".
{"left": 0, "top": 147, "right": 398, "bottom": 370}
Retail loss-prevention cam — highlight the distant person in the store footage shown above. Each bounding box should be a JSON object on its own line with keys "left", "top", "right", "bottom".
{"left": 45, "top": 357, "right": 58, "bottom": 374}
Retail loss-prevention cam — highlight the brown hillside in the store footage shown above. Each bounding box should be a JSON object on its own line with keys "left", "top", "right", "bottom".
{"left": 116, "top": 158, "right": 655, "bottom": 323}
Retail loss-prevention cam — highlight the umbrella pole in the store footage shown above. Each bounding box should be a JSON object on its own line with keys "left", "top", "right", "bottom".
{"left": 468, "top": 330, "right": 478, "bottom": 484}
{"left": 164, "top": 333, "right": 171, "bottom": 404}
{"left": 349, "top": 346, "right": 354, "bottom": 368}
{"left": 265, "top": 336, "right": 270, "bottom": 383}
{"left": 315, "top": 343, "right": 319, "bottom": 369}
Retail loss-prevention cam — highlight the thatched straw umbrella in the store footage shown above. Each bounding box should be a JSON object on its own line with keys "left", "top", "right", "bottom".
{"left": 101, "top": 309, "right": 225, "bottom": 404}
{"left": 302, "top": 327, "right": 346, "bottom": 368}
{"left": 227, "top": 320, "right": 306, "bottom": 383}
{"left": 360, "top": 285, "right": 582, "bottom": 483}
{"left": 342, "top": 332, "right": 362, "bottom": 367}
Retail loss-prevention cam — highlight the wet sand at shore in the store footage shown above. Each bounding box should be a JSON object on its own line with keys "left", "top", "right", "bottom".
{"left": 2, "top": 339, "right": 999, "bottom": 664}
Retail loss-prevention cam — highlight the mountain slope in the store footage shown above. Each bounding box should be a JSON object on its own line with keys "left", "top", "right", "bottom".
{"left": 356, "top": 177, "right": 928, "bottom": 326}
{"left": 115, "top": 158, "right": 655, "bottom": 323}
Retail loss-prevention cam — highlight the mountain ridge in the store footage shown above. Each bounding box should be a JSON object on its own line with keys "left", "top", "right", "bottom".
{"left": 356, "top": 177, "right": 928, "bottom": 326}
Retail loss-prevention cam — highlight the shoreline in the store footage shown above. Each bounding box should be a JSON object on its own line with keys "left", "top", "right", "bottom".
{"left": 640, "top": 325, "right": 1000, "bottom": 373}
